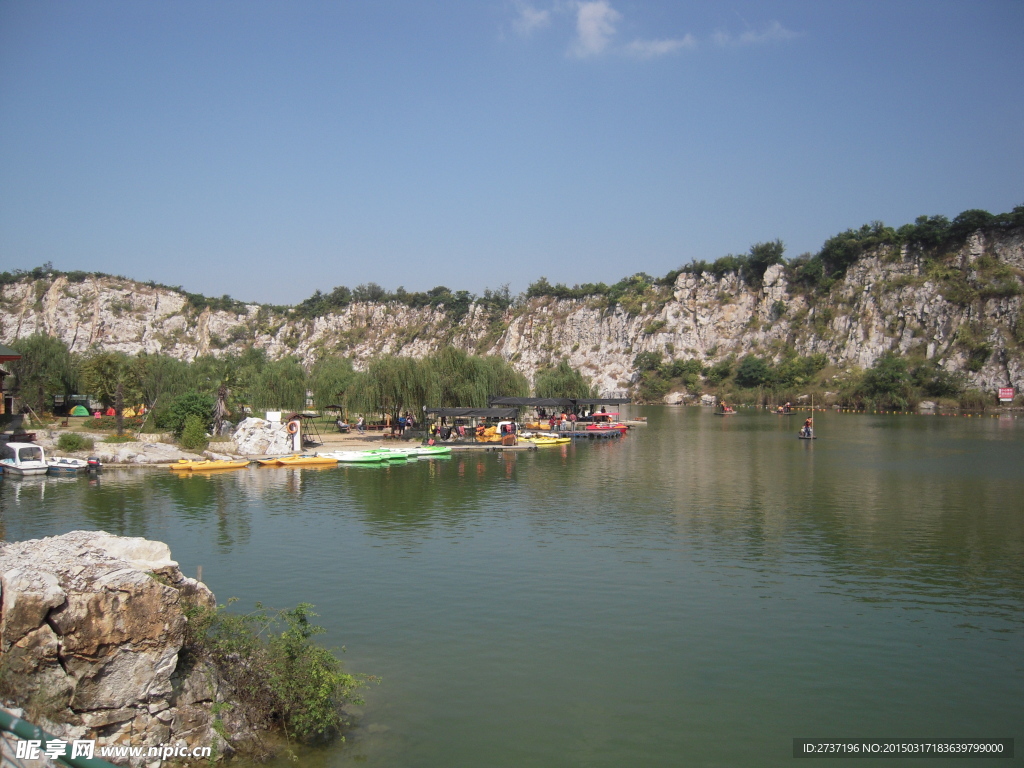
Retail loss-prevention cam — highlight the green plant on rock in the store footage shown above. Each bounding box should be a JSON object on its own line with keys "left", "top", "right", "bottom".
{"left": 181, "top": 600, "right": 371, "bottom": 744}
{"left": 180, "top": 414, "right": 209, "bottom": 451}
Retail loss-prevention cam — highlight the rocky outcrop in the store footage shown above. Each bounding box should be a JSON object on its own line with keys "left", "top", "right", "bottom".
{"left": 231, "top": 417, "right": 295, "bottom": 456}
{"left": 2, "top": 229, "right": 1022, "bottom": 394}
{"left": 0, "top": 532, "right": 244, "bottom": 766}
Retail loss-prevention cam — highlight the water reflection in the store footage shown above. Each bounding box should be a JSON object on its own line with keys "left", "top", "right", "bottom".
{"left": 2, "top": 412, "right": 1022, "bottom": 768}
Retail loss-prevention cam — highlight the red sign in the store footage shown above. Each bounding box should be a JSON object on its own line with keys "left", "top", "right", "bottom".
{"left": 998, "top": 387, "right": 1014, "bottom": 401}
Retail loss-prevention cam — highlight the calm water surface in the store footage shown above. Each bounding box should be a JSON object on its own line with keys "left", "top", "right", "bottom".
{"left": 2, "top": 408, "right": 1022, "bottom": 766}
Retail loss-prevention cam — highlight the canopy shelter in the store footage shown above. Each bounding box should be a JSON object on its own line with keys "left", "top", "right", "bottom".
{"left": 487, "top": 397, "right": 574, "bottom": 408}
{"left": 572, "top": 398, "right": 630, "bottom": 406}
{"left": 0, "top": 343, "right": 20, "bottom": 364}
{"left": 426, "top": 407, "right": 519, "bottom": 420}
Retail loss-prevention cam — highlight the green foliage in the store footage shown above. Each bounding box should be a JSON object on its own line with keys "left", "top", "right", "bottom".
{"left": 817, "top": 222, "right": 900, "bottom": 280}
{"left": 425, "top": 347, "right": 528, "bottom": 408}
{"left": 911, "top": 362, "right": 965, "bottom": 399}
{"left": 860, "top": 352, "right": 913, "bottom": 408}
{"left": 134, "top": 353, "right": 192, "bottom": 409}
{"left": 347, "top": 355, "right": 428, "bottom": 422}
{"left": 7, "top": 334, "right": 78, "bottom": 413}
{"left": 78, "top": 351, "right": 143, "bottom": 408}
{"left": 643, "top": 320, "right": 667, "bottom": 335}
{"left": 704, "top": 357, "right": 734, "bottom": 385}
{"left": 773, "top": 354, "right": 827, "bottom": 390}
{"left": 310, "top": 356, "right": 357, "bottom": 412}
{"left": 534, "top": 360, "right": 595, "bottom": 399}
{"left": 744, "top": 240, "right": 786, "bottom": 285}
{"left": 180, "top": 414, "right": 209, "bottom": 450}
{"left": 683, "top": 241, "right": 785, "bottom": 286}
{"left": 632, "top": 351, "right": 664, "bottom": 373}
{"left": 182, "top": 601, "right": 369, "bottom": 744}
{"left": 161, "top": 391, "right": 215, "bottom": 435}
{"left": 57, "top": 433, "right": 94, "bottom": 452}
{"left": 84, "top": 415, "right": 144, "bottom": 432}
{"left": 735, "top": 355, "right": 772, "bottom": 388}
{"left": 247, "top": 357, "right": 308, "bottom": 412}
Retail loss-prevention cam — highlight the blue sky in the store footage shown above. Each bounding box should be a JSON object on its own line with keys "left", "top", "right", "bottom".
{"left": 1, "top": 1, "right": 1022, "bottom": 306}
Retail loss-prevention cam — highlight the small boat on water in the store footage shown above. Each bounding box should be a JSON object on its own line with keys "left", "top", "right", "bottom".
{"left": 380, "top": 445, "right": 452, "bottom": 458}
{"left": 320, "top": 450, "right": 389, "bottom": 464}
{"left": 0, "top": 442, "right": 49, "bottom": 475}
{"left": 257, "top": 454, "right": 338, "bottom": 467}
{"left": 47, "top": 456, "right": 90, "bottom": 474}
{"left": 170, "top": 459, "right": 250, "bottom": 471}
{"left": 584, "top": 423, "right": 628, "bottom": 434}
{"left": 523, "top": 436, "right": 571, "bottom": 446}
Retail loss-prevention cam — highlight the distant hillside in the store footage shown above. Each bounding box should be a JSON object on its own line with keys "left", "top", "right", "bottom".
{"left": 2, "top": 209, "right": 1022, "bottom": 399}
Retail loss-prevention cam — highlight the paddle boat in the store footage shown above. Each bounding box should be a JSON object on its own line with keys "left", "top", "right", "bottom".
{"left": 46, "top": 456, "right": 90, "bottom": 474}
{"left": 584, "top": 422, "right": 628, "bottom": 434}
{"left": 525, "top": 436, "right": 572, "bottom": 446}
{"left": 0, "top": 442, "right": 49, "bottom": 475}
{"left": 170, "top": 458, "right": 250, "bottom": 471}
{"left": 257, "top": 454, "right": 339, "bottom": 467}
{"left": 319, "top": 450, "right": 389, "bottom": 464}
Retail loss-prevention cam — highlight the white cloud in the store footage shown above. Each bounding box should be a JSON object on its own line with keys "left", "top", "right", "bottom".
{"left": 512, "top": 2, "right": 551, "bottom": 36}
{"left": 570, "top": 1, "right": 621, "bottom": 58}
{"left": 713, "top": 21, "right": 797, "bottom": 47}
{"left": 626, "top": 35, "right": 696, "bottom": 59}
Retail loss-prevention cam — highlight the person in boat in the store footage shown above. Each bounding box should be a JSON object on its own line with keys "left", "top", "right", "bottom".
{"left": 784, "top": 402, "right": 792, "bottom": 413}
{"left": 802, "top": 417, "right": 813, "bottom": 437}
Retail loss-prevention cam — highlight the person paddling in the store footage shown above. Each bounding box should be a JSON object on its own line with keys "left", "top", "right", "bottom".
{"left": 801, "top": 417, "right": 813, "bottom": 438}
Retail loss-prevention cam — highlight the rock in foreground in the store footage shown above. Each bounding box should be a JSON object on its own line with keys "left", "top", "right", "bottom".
{"left": 0, "top": 532, "right": 243, "bottom": 765}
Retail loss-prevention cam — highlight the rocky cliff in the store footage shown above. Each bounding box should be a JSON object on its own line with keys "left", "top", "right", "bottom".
{"left": 2, "top": 228, "right": 1022, "bottom": 394}
{"left": 0, "top": 532, "right": 242, "bottom": 766}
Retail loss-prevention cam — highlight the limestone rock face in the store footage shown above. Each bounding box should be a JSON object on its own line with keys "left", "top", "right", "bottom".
{"left": 2, "top": 228, "right": 1022, "bottom": 396}
{"left": 0, "top": 531, "right": 222, "bottom": 766}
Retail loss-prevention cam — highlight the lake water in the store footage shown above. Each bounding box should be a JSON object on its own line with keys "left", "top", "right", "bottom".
{"left": 2, "top": 408, "right": 1022, "bottom": 767}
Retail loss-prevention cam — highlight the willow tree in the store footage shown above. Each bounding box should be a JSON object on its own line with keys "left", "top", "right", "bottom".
{"left": 8, "top": 334, "right": 78, "bottom": 414}
{"left": 475, "top": 354, "right": 529, "bottom": 401}
{"left": 310, "top": 355, "right": 357, "bottom": 412}
{"left": 419, "top": 348, "right": 529, "bottom": 408}
{"left": 534, "top": 360, "right": 595, "bottom": 399}
{"left": 346, "top": 355, "right": 428, "bottom": 423}
{"left": 248, "top": 357, "right": 308, "bottom": 412}
{"left": 134, "top": 353, "right": 191, "bottom": 410}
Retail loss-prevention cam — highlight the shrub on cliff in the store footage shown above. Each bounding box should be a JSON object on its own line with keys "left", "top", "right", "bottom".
{"left": 182, "top": 601, "right": 370, "bottom": 744}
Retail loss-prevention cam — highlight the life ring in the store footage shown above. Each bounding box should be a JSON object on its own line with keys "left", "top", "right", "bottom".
{"left": 286, "top": 420, "right": 299, "bottom": 434}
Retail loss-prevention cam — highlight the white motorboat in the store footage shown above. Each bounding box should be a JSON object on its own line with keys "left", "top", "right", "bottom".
{"left": 0, "top": 442, "right": 49, "bottom": 475}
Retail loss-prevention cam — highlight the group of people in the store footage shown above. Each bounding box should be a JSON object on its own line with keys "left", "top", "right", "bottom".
{"left": 775, "top": 402, "right": 793, "bottom": 414}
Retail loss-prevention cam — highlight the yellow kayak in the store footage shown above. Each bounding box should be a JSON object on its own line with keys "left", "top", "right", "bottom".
{"left": 170, "top": 459, "right": 250, "bottom": 471}
{"left": 525, "top": 437, "right": 571, "bottom": 446}
{"left": 257, "top": 454, "right": 338, "bottom": 467}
